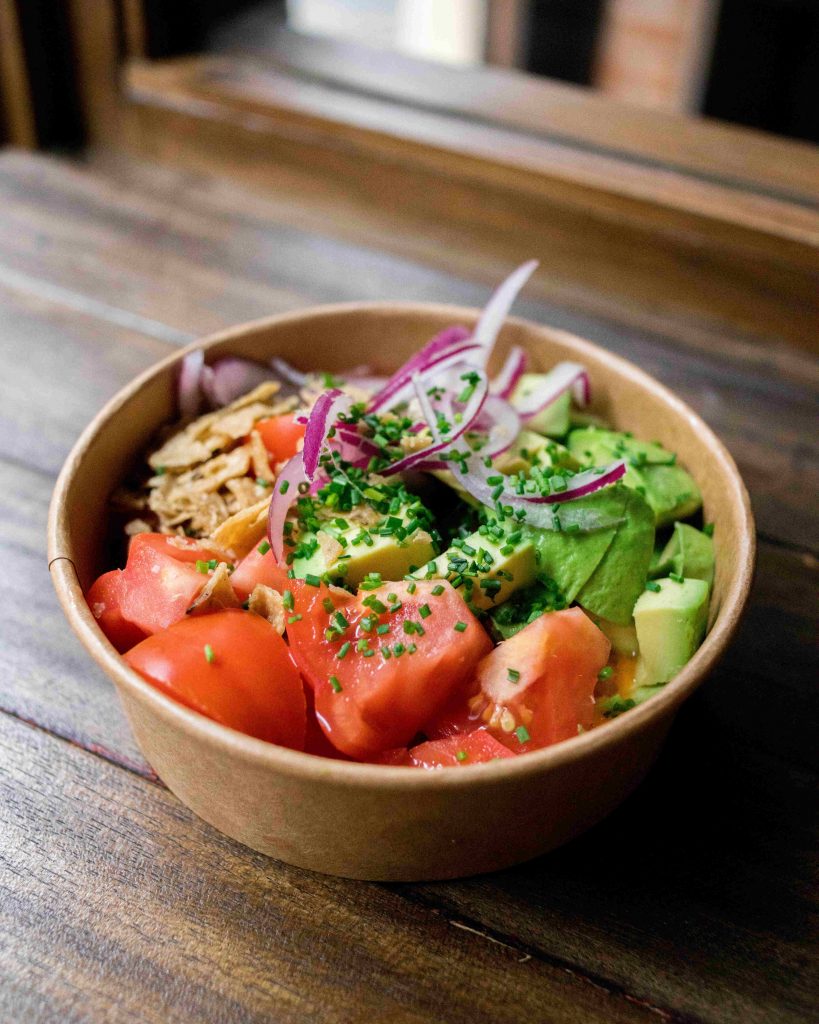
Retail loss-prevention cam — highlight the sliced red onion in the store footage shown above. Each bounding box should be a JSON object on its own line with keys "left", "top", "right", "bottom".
{"left": 380, "top": 367, "right": 489, "bottom": 475}
{"left": 512, "top": 361, "right": 591, "bottom": 418}
{"left": 367, "top": 329, "right": 475, "bottom": 412}
{"left": 472, "top": 261, "right": 538, "bottom": 367}
{"left": 202, "top": 357, "right": 275, "bottom": 407}
{"left": 267, "top": 454, "right": 307, "bottom": 563}
{"left": 470, "top": 395, "right": 521, "bottom": 459}
{"left": 178, "top": 350, "right": 204, "bottom": 418}
{"left": 302, "top": 388, "right": 354, "bottom": 480}
{"left": 459, "top": 450, "right": 625, "bottom": 530}
{"left": 270, "top": 357, "right": 310, "bottom": 387}
{"left": 491, "top": 345, "right": 527, "bottom": 399}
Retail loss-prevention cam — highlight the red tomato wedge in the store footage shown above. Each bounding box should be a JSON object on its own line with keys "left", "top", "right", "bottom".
{"left": 231, "top": 544, "right": 290, "bottom": 601}
{"left": 409, "top": 729, "right": 515, "bottom": 769}
{"left": 286, "top": 580, "right": 492, "bottom": 759}
{"left": 255, "top": 414, "right": 306, "bottom": 464}
{"left": 476, "top": 608, "right": 610, "bottom": 752}
{"left": 86, "top": 569, "right": 148, "bottom": 653}
{"left": 117, "top": 533, "right": 229, "bottom": 636}
{"left": 125, "top": 609, "right": 306, "bottom": 748}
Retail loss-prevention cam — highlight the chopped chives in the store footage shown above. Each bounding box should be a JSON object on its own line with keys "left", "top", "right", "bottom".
{"left": 407, "top": 581, "right": 417, "bottom": 594}
{"left": 329, "top": 675, "right": 343, "bottom": 693}
{"left": 645, "top": 580, "right": 661, "bottom": 592}
{"left": 287, "top": 614, "right": 302, "bottom": 624}
{"left": 257, "top": 540, "right": 271, "bottom": 556}
{"left": 669, "top": 572, "right": 685, "bottom": 584}
{"left": 515, "top": 725, "right": 530, "bottom": 744}
{"left": 376, "top": 623, "right": 390, "bottom": 635}
{"left": 419, "top": 604, "right": 431, "bottom": 619}
{"left": 282, "top": 589, "right": 294, "bottom": 610}
{"left": 598, "top": 666, "right": 614, "bottom": 681}
{"left": 455, "top": 750, "right": 468, "bottom": 762}
{"left": 279, "top": 480, "right": 290, "bottom": 494}
{"left": 203, "top": 644, "right": 215, "bottom": 664}
{"left": 336, "top": 641, "right": 351, "bottom": 660}
{"left": 507, "top": 668, "right": 520, "bottom": 683}
{"left": 454, "top": 621, "right": 467, "bottom": 633}
{"left": 322, "top": 597, "right": 335, "bottom": 613}
{"left": 304, "top": 574, "right": 322, "bottom": 587}
{"left": 431, "top": 584, "right": 445, "bottom": 596}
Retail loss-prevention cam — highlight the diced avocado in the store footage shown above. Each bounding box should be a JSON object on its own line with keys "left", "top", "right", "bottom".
{"left": 594, "top": 617, "right": 638, "bottom": 656}
{"left": 650, "top": 522, "right": 714, "bottom": 588}
{"left": 495, "top": 429, "right": 578, "bottom": 477}
{"left": 511, "top": 375, "right": 571, "bottom": 436}
{"left": 633, "top": 577, "right": 709, "bottom": 686}
{"left": 567, "top": 427, "right": 701, "bottom": 527}
{"left": 568, "top": 427, "right": 676, "bottom": 467}
{"left": 291, "top": 505, "right": 436, "bottom": 586}
{"left": 531, "top": 488, "right": 623, "bottom": 602}
{"left": 576, "top": 487, "right": 655, "bottom": 625}
{"left": 638, "top": 464, "right": 702, "bottom": 528}
{"left": 413, "top": 516, "right": 538, "bottom": 610}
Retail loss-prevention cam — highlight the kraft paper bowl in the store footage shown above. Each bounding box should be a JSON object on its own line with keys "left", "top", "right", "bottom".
{"left": 48, "top": 304, "right": 755, "bottom": 881}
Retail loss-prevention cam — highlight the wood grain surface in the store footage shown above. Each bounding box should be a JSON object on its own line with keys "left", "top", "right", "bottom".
{"left": 0, "top": 149, "right": 816, "bottom": 1024}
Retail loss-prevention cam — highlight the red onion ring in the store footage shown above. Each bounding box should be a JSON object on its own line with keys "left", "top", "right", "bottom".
{"left": 302, "top": 388, "right": 354, "bottom": 480}
{"left": 267, "top": 454, "right": 307, "bottom": 563}
{"left": 491, "top": 345, "right": 527, "bottom": 399}
{"left": 513, "top": 361, "right": 591, "bottom": 418}
{"left": 178, "top": 350, "right": 204, "bottom": 419}
{"left": 472, "top": 261, "right": 538, "bottom": 367}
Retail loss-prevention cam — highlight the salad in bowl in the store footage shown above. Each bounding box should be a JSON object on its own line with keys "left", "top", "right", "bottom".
{"left": 86, "top": 262, "right": 715, "bottom": 770}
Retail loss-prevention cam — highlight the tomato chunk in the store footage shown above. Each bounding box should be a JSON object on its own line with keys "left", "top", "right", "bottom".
{"left": 255, "top": 414, "right": 305, "bottom": 464}
{"left": 409, "top": 729, "right": 515, "bottom": 769}
{"left": 125, "top": 609, "right": 306, "bottom": 748}
{"left": 86, "top": 569, "right": 147, "bottom": 653}
{"left": 118, "top": 533, "right": 229, "bottom": 636}
{"left": 286, "top": 580, "right": 492, "bottom": 759}
{"left": 476, "top": 608, "right": 610, "bottom": 752}
{"left": 231, "top": 544, "right": 290, "bottom": 600}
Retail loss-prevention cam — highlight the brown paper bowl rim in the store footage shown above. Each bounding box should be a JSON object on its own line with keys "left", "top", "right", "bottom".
{"left": 49, "top": 302, "right": 756, "bottom": 791}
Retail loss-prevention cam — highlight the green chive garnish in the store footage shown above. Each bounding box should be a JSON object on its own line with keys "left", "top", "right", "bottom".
{"left": 515, "top": 725, "right": 530, "bottom": 744}
{"left": 507, "top": 668, "right": 520, "bottom": 683}
{"left": 431, "top": 584, "right": 445, "bottom": 596}
{"left": 454, "top": 621, "right": 467, "bottom": 633}
{"left": 329, "top": 675, "right": 343, "bottom": 693}
{"left": 257, "top": 540, "right": 271, "bottom": 556}
{"left": 645, "top": 580, "right": 661, "bottom": 592}
{"left": 598, "top": 666, "right": 613, "bottom": 681}
{"left": 337, "top": 642, "right": 351, "bottom": 660}
{"left": 455, "top": 750, "right": 468, "bottom": 762}
{"left": 282, "top": 589, "right": 294, "bottom": 610}
{"left": 204, "top": 644, "right": 215, "bottom": 664}
{"left": 419, "top": 604, "right": 431, "bottom": 619}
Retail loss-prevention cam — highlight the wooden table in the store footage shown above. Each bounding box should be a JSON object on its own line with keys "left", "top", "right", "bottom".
{"left": 0, "top": 147, "right": 816, "bottom": 1024}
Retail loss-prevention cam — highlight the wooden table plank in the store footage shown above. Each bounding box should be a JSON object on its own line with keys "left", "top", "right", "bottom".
{"left": 0, "top": 712, "right": 663, "bottom": 1024}
{"left": 0, "top": 153, "right": 815, "bottom": 552}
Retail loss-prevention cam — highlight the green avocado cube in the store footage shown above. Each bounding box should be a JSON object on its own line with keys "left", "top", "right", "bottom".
{"left": 511, "top": 375, "right": 571, "bottom": 436}
{"left": 651, "top": 522, "right": 714, "bottom": 588}
{"left": 567, "top": 427, "right": 701, "bottom": 527}
{"left": 633, "top": 577, "right": 709, "bottom": 687}
{"left": 413, "top": 519, "right": 538, "bottom": 610}
{"left": 575, "top": 486, "right": 655, "bottom": 625}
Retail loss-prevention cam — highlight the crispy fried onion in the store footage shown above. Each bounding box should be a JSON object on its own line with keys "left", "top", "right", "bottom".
{"left": 142, "top": 381, "right": 296, "bottom": 543}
